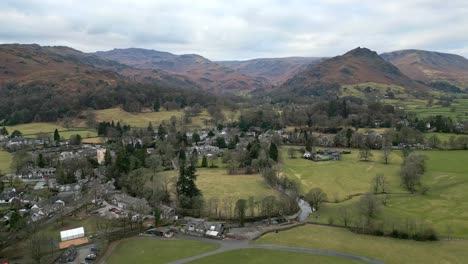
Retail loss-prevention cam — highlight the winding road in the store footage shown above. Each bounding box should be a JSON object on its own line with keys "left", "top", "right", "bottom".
{"left": 166, "top": 234, "right": 384, "bottom": 264}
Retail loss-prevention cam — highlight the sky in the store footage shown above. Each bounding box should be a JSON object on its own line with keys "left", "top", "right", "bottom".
{"left": 1, "top": 0, "right": 467, "bottom": 60}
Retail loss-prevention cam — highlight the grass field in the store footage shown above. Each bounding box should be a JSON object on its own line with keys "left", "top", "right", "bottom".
{"left": 299, "top": 150, "right": 468, "bottom": 237}
{"left": 281, "top": 147, "right": 404, "bottom": 201}
{"left": 0, "top": 150, "right": 13, "bottom": 173}
{"left": 424, "top": 132, "right": 468, "bottom": 142}
{"left": 256, "top": 225, "right": 468, "bottom": 264}
{"left": 94, "top": 108, "right": 183, "bottom": 128}
{"left": 5, "top": 122, "right": 67, "bottom": 135}
{"left": 155, "top": 168, "right": 278, "bottom": 201}
{"left": 105, "top": 238, "right": 219, "bottom": 264}
{"left": 383, "top": 98, "right": 468, "bottom": 121}
{"left": 93, "top": 107, "right": 213, "bottom": 129}
{"left": 190, "top": 248, "right": 363, "bottom": 264}
{"left": 5, "top": 122, "right": 98, "bottom": 140}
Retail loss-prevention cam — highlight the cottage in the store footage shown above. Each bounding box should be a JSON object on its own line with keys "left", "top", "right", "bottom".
{"left": 0, "top": 188, "right": 18, "bottom": 207}
{"left": 146, "top": 227, "right": 174, "bottom": 238}
{"left": 182, "top": 217, "right": 225, "bottom": 239}
{"left": 110, "top": 193, "right": 150, "bottom": 213}
{"left": 159, "top": 204, "right": 177, "bottom": 221}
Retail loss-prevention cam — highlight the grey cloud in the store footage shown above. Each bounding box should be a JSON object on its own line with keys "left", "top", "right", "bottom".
{"left": 0, "top": 0, "right": 467, "bottom": 60}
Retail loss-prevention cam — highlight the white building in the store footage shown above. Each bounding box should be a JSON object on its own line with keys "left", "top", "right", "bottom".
{"left": 60, "top": 227, "right": 85, "bottom": 242}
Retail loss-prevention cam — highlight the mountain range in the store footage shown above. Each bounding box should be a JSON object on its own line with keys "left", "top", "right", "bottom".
{"left": 1, "top": 43, "right": 468, "bottom": 103}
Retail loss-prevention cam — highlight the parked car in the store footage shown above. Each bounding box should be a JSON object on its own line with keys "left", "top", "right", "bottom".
{"left": 85, "top": 254, "right": 97, "bottom": 260}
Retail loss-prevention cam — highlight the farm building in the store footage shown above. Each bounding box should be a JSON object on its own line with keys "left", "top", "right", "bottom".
{"left": 60, "top": 227, "right": 85, "bottom": 242}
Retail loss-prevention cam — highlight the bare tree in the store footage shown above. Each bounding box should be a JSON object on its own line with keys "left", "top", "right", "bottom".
{"left": 261, "top": 196, "right": 277, "bottom": 225}
{"left": 30, "top": 232, "right": 47, "bottom": 264}
{"left": 357, "top": 193, "right": 381, "bottom": 225}
{"left": 358, "top": 146, "right": 373, "bottom": 161}
{"left": 235, "top": 199, "right": 247, "bottom": 227}
{"left": 401, "top": 153, "right": 426, "bottom": 193}
{"left": 305, "top": 188, "right": 328, "bottom": 211}
{"left": 338, "top": 207, "right": 352, "bottom": 227}
{"left": 382, "top": 143, "right": 392, "bottom": 164}
{"left": 372, "top": 174, "right": 389, "bottom": 194}
{"left": 287, "top": 148, "right": 297, "bottom": 159}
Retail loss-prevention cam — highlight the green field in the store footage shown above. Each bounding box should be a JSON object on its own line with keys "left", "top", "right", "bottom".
{"left": 190, "top": 248, "right": 362, "bottom": 264}
{"left": 156, "top": 168, "right": 278, "bottom": 201}
{"left": 383, "top": 98, "right": 468, "bottom": 121}
{"left": 281, "top": 147, "right": 404, "bottom": 201}
{"left": 5, "top": 122, "right": 67, "bottom": 135}
{"left": 0, "top": 150, "right": 13, "bottom": 173}
{"left": 93, "top": 107, "right": 212, "bottom": 128}
{"left": 94, "top": 108, "right": 183, "bottom": 128}
{"left": 293, "top": 150, "right": 468, "bottom": 237}
{"left": 424, "top": 132, "right": 468, "bottom": 143}
{"left": 105, "top": 238, "right": 219, "bottom": 264}
{"left": 256, "top": 225, "right": 468, "bottom": 264}
{"left": 5, "top": 122, "right": 97, "bottom": 140}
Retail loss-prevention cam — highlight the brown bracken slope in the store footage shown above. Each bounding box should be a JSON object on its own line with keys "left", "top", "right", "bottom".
{"left": 217, "top": 57, "right": 324, "bottom": 85}
{"left": 281, "top": 47, "right": 428, "bottom": 92}
{"left": 94, "top": 48, "right": 271, "bottom": 94}
{"left": 381, "top": 49, "right": 468, "bottom": 88}
{"left": 0, "top": 44, "right": 120, "bottom": 92}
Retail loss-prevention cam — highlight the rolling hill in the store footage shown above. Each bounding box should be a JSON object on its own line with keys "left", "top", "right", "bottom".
{"left": 94, "top": 48, "right": 271, "bottom": 94}
{"left": 278, "top": 47, "right": 428, "bottom": 97}
{"left": 0, "top": 44, "right": 215, "bottom": 125}
{"left": 217, "top": 57, "right": 323, "bottom": 85}
{"left": 381, "top": 49, "right": 468, "bottom": 88}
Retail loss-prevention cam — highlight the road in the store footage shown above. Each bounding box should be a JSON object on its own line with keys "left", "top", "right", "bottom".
{"left": 165, "top": 234, "right": 384, "bottom": 264}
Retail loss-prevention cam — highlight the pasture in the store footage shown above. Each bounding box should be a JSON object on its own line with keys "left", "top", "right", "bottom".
{"left": 255, "top": 225, "right": 468, "bottom": 264}
{"left": 104, "top": 238, "right": 219, "bottom": 264}
{"left": 300, "top": 150, "right": 468, "bottom": 237}
{"left": 0, "top": 150, "right": 12, "bottom": 173}
{"left": 190, "top": 248, "right": 362, "bottom": 264}
{"left": 5, "top": 122, "right": 98, "bottom": 140}
{"left": 155, "top": 168, "right": 278, "bottom": 201}
{"left": 93, "top": 107, "right": 213, "bottom": 128}
{"left": 383, "top": 98, "right": 468, "bottom": 121}
{"left": 281, "top": 147, "right": 404, "bottom": 201}
{"left": 94, "top": 108, "right": 183, "bottom": 127}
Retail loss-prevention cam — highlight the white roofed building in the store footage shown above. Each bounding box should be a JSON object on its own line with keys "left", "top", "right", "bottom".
{"left": 60, "top": 227, "right": 85, "bottom": 242}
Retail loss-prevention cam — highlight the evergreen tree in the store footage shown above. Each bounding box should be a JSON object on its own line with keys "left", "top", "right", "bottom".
{"left": 0, "top": 126, "right": 8, "bottom": 136}
{"left": 201, "top": 155, "right": 208, "bottom": 167}
{"left": 53, "top": 129, "right": 60, "bottom": 142}
{"left": 10, "top": 130, "right": 22, "bottom": 138}
{"left": 269, "top": 142, "right": 279, "bottom": 162}
{"left": 192, "top": 132, "right": 201, "bottom": 143}
{"left": 158, "top": 124, "right": 167, "bottom": 140}
{"left": 104, "top": 149, "right": 112, "bottom": 166}
{"left": 154, "top": 99, "right": 160, "bottom": 112}
{"left": 147, "top": 122, "right": 154, "bottom": 133}
{"left": 176, "top": 164, "right": 201, "bottom": 203}
{"left": 37, "top": 153, "right": 45, "bottom": 168}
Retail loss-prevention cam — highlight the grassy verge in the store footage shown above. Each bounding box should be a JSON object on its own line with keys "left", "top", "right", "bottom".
{"left": 105, "top": 238, "right": 219, "bottom": 264}
{"left": 189, "top": 248, "right": 363, "bottom": 264}
{"left": 255, "top": 225, "right": 468, "bottom": 264}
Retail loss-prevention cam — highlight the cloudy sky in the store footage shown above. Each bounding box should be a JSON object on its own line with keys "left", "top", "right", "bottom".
{"left": 1, "top": 0, "right": 467, "bottom": 60}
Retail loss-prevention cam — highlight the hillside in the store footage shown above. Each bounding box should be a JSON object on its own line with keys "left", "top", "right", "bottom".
{"left": 218, "top": 57, "right": 323, "bottom": 85}
{"left": 381, "top": 49, "right": 468, "bottom": 88}
{"left": 0, "top": 44, "right": 214, "bottom": 125}
{"left": 279, "top": 47, "right": 428, "bottom": 97}
{"left": 0, "top": 44, "right": 121, "bottom": 92}
{"left": 94, "top": 48, "right": 271, "bottom": 94}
